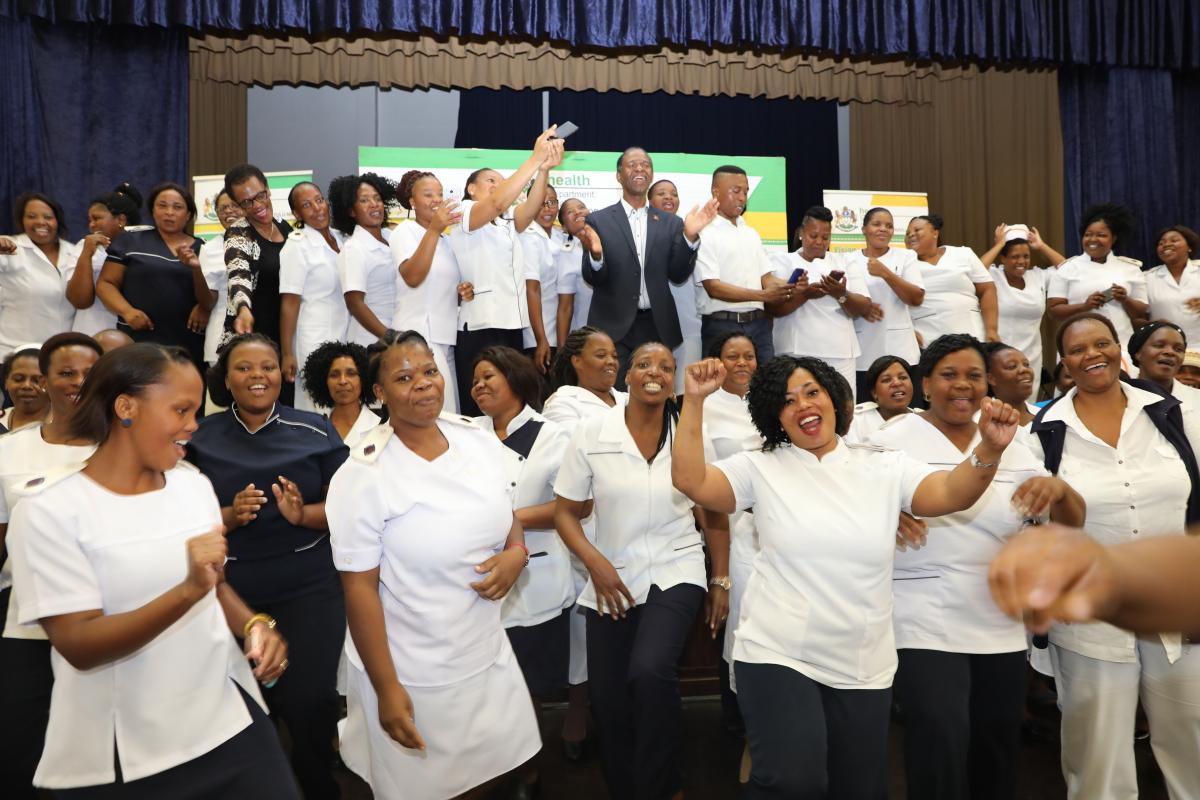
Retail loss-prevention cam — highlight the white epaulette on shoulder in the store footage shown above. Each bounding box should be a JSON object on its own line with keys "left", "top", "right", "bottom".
{"left": 844, "top": 441, "right": 890, "bottom": 452}
{"left": 1115, "top": 255, "right": 1143, "bottom": 268}
{"left": 350, "top": 423, "right": 394, "bottom": 465}
{"left": 14, "top": 462, "right": 86, "bottom": 498}
{"left": 853, "top": 401, "right": 879, "bottom": 414}
{"left": 438, "top": 411, "right": 477, "bottom": 428}
{"left": 287, "top": 228, "right": 306, "bottom": 241}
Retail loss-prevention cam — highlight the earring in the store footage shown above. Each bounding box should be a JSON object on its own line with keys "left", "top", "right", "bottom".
{"left": 120, "top": 418, "right": 132, "bottom": 428}
{"left": 923, "top": 393, "right": 931, "bottom": 402}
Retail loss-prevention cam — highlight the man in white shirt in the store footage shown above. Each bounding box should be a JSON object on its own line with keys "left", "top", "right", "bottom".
{"left": 694, "top": 165, "right": 790, "bottom": 361}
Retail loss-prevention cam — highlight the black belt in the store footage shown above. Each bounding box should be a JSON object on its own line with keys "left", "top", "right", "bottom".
{"left": 706, "top": 310, "right": 766, "bottom": 324}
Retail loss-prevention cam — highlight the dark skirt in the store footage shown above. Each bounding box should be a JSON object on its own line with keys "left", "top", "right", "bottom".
{"left": 506, "top": 606, "right": 571, "bottom": 697}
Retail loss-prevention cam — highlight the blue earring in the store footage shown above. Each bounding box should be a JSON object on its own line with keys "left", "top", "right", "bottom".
{"left": 120, "top": 418, "right": 132, "bottom": 428}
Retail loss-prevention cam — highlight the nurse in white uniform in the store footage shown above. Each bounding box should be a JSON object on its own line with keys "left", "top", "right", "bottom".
{"left": 66, "top": 183, "right": 145, "bottom": 336}
{"left": 520, "top": 185, "right": 564, "bottom": 373}
{"left": 301, "top": 340, "right": 380, "bottom": 450}
{"left": 8, "top": 343, "right": 293, "bottom": 798}
{"left": 1028, "top": 313, "right": 1200, "bottom": 800}
{"left": 1048, "top": 204, "right": 1148, "bottom": 351}
{"left": 1126, "top": 321, "right": 1200, "bottom": 418}
{"left": 672, "top": 355, "right": 1020, "bottom": 800}
{"left": 905, "top": 214, "right": 998, "bottom": 344}
{"left": 1144, "top": 225, "right": 1200, "bottom": 346}
{"left": 984, "top": 342, "right": 1042, "bottom": 428}
{"left": 332, "top": 173, "right": 398, "bottom": 348}
{"left": 279, "top": 182, "right": 348, "bottom": 413}
{"left": 648, "top": 180, "right": 704, "bottom": 395}
{"left": 846, "top": 355, "right": 915, "bottom": 443}
{"left": 391, "top": 170, "right": 469, "bottom": 415}
{"left": 871, "top": 333, "right": 1084, "bottom": 800}
{"left": 554, "top": 199, "right": 595, "bottom": 345}
{"left": 554, "top": 341, "right": 727, "bottom": 800}
{"left": 0, "top": 193, "right": 78, "bottom": 356}
{"left": 843, "top": 207, "right": 925, "bottom": 398}
{"left": 327, "top": 330, "right": 540, "bottom": 800}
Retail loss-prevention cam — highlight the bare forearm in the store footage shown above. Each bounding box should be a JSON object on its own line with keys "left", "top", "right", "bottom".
{"left": 978, "top": 284, "right": 999, "bottom": 336}
{"left": 556, "top": 295, "right": 574, "bottom": 345}
{"left": 298, "top": 502, "right": 328, "bottom": 530}
{"left": 1048, "top": 485, "right": 1086, "bottom": 528}
{"left": 554, "top": 503, "right": 606, "bottom": 571}
{"left": 279, "top": 294, "right": 301, "bottom": 357}
{"left": 345, "top": 293, "right": 389, "bottom": 337}
{"left": 216, "top": 582, "right": 255, "bottom": 637}
{"left": 842, "top": 292, "right": 872, "bottom": 318}
{"left": 702, "top": 279, "right": 766, "bottom": 304}
{"left": 66, "top": 248, "right": 97, "bottom": 308}
{"left": 881, "top": 272, "right": 925, "bottom": 305}
{"left": 912, "top": 446, "right": 1001, "bottom": 517}
{"left": 191, "top": 267, "right": 214, "bottom": 309}
{"left": 700, "top": 510, "right": 731, "bottom": 577}
{"left": 526, "top": 281, "right": 549, "bottom": 346}
{"left": 399, "top": 226, "right": 441, "bottom": 288}
{"left": 342, "top": 574, "right": 403, "bottom": 695}
{"left": 516, "top": 500, "right": 557, "bottom": 531}
{"left": 1105, "top": 536, "right": 1200, "bottom": 635}
{"left": 513, "top": 169, "right": 548, "bottom": 231}
{"left": 672, "top": 396, "right": 709, "bottom": 496}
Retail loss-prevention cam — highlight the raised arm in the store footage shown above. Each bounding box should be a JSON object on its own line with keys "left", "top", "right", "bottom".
{"left": 399, "top": 203, "right": 460, "bottom": 288}
{"left": 66, "top": 235, "right": 106, "bottom": 309}
{"left": 468, "top": 127, "right": 563, "bottom": 230}
{"left": 867, "top": 257, "right": 925, "bottom": 306}
{"left": 671, "top": 360, "right": 737, "bottom": 514}
{"left": 512, "top": 147, "right": 563, "bottom": 232}
{"left": 910, "top": 397, "right": 1019, "bottom": 517}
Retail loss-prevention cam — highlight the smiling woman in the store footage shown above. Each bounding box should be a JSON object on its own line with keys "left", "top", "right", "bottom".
{"left": 0, "top": 192, "right": 80, "bottom": 355}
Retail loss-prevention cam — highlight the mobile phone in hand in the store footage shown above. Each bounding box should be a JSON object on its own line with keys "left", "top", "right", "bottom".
{"left": 552, "top": 121, "right": 579, "bottom": 140}
{"left": 788, "top": 267, "right": 807, "bottom": 284}
{"left": 1099, "top": 288, "right": 1115, "bottom": 303}
{"left": 829, "top": 270, "right": 845, "bottom": 281}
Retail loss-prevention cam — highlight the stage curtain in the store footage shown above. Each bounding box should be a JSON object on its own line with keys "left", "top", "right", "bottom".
{"left": 850, "top": 67, "right": 1066, "bottom": 263}
{"left": 7, "top": 0, "right": 1200, "bottom": 69}
{"left": 0, "top": 14, "right": 44, "bottom": 232}
{"left": 189, "top": 79, "right": 248, "bottom": 181}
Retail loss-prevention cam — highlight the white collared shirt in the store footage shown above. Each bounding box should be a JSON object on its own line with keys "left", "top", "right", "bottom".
{"left": 1048, "top": 253, "right": 1148, "bottom": 347}
{"left": 694, "top": 215, "right": 774, "bottom": 315}
{"left": 989, "top": 265, "right": 1049, "bottom": 392}
{"left": 448, "top": 200, "right": 529, "bottom": 332}
{"left": 67, "top": 239, "right": 116, "bottom": 335}
{"left": 542, "top": 384, "right": 628, "bottom": 436}
{"left": 717, "top": 439, "right": 936, "bottom": 689}
{"left": 337, "top": 225, "right": 395, "bottom": 346}
{"left": 770, "top": 251, "right": 867, "bottom": 359}
{"left": 9, "top": 465, "right": 264, "bottom": 788}
{"left": 1029, "top": 385, "right": 1198, "bottom": 663}
{"left": 844, "top": 247, "right": 925, "bottom": 369}
{"left": 279, "top": 226, "right": 349, "bottom": 361}
{"left": 1145, "top": 261, "right": 1200, "bottom": 347}
{"left": 0, "top": 234, "right": 77, "bottom": 356}
{"left": 554, "top": 404, "right": 712, "bottom": 610}
{"left": 910, "top": 245, "right": 992, "bottom": 342}
{"left": 200, "top": 233, "right": 228, "bottom": 364}
{"left": 473, "top": 405, "right": 575, "bottom": 628}
{"left": 1171, "top": 379, "right": 1200, "bottom": 422}
{"left": 389, "top": 218, "right": 463, "bottom": 346}
{"left": 556, "top": 237, "right": 594, "bottom": 330}
{"left": 870, "top": 414, "right": 1046, "bottom": 654}
{"left": 339, "top": 405, "right": 383, "bottom": 450}
{"left": 846, "top": 403, "right": 914, "bottom": 444}
{"left": 520, "top": 224, "right": 564, "bottom": 348}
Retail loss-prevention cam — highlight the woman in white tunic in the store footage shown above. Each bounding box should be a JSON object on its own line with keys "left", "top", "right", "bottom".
{"left": 984, "top": 342, "right": 1042, "bottom": 427}
{"left": 278, "top": 182, "right": 348, "bottom": 413}
{"left": 471, "top": 345, "right": 575, "bottom": 796}
{"left": 391, "top": 170, "right": 469, "bottom": 414}
{"left": 1048, "top": 204, "right": 1148, "bottom": 352}
{"left": 846, "top": 354, "right": 915, "bottom": 443}
{"left": 521, "top": 185, "right": 564, "bottom": 373}
{"left": 0, "top": 192, "right": 78, "bottom": 355}
{"left": 905, "top": 214, "right": 998, "bottom": 344}
{"left": 871, "top": 334, "right": 1084, "bottom": 800}
{"left": 66, "top": 183, "right": 145, "bottom": 336}
{"left": 332, "top": 173, "right": 398, "bottom": 348}
{"left": 327, "top": 330, "right": 539, "bottom": 800}
{"left": 1027, "top": 312, "right": 1200, "bottom": 800}
{"left": 300, "top": 340, "right": 380, "bottom": 449}
{"left": 649, "top": 180, "right": 704, "bottom": 395}
{"left": 1144, "top": 225, "right": 1200, "bottom": 346}
{"left": 554, "top": 199, "right": 595, "bottom": 344}
{"left": 8, "top": 343, "right": 293, "bottom": 798}
{"left": 844, "top": 207, "right": 925, "bottom": 398}
{"left": 672, "top": 354, "right": 1020, "bottom": 799}
{"left": 978, "top": 225, "right": 1068, "bottom": 399}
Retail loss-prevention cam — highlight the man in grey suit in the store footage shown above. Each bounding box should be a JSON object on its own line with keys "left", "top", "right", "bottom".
{"left": 578, "top": 147, "right": 717, "bottom": 382}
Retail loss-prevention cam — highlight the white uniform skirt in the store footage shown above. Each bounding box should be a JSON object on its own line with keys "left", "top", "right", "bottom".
{"left": 341, "top": 642, "right": 540, "bottom": 799}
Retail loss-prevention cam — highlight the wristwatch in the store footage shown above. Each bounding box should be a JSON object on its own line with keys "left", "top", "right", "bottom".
{"left": 709, "top": 576, "right": 732, "bottom": 591}
{"left": 836, "top": 294, "right": 849, "bottom": 305}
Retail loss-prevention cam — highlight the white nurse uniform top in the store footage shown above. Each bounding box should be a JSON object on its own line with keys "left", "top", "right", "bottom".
{"left": 843, "top": 247, "right": 924, "bottom": 369}
{"left": 990, "top": 265, "right": 1050, "bottom": 397}
{"left": 1145, "top": 260, "right": 1200, "bottom": 347}
{"left": 1048, "top": 253, "right": 1147, "bottom": 349}
{"left": 910, "top": 245, "right": 992, "bottom": 343}
{"left": 338, "top": 225, "right": 395, "bottom": 347}
{"left": 0, "top": 234, "right": 77, "bottom": 356}
{"left": 279, "top": 225, "right": 348, "bottom": 412}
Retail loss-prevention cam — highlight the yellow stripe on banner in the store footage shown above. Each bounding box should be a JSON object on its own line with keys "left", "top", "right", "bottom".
{"left": 870, "top": 194, "right": 928, "bottom": 207}
{"left": 743, "top": 211, "right": 788, "bottom": 242}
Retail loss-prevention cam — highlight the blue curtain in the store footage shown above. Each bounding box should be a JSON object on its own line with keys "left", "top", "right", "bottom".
{"left": 0, "top": 17, "right": 188, "bottom": 238}
{"left": 455, "top": 87, "right": 839, "bottom": 242}
{"left": 6, "top": 0, "right": 1200, "bottom": 69}
{"left": 1174, "top": 71, "right": 1200, "bottom": 237}
{"left": 1059, "top": 66, "right": 1192, "bottom": 266}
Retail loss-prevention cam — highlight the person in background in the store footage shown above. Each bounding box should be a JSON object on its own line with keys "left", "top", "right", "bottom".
{"left": 555, "top": 199, "right": 594, "bottom": 348}
{"left": 847, "top": 354, "right": 915, "bottom": 442}
{"left": 647, "top": 180, "right": 703, "bottom": 394}
{"left": 0, "top": 192, "right": 78, "bottom": 355}
{"left": 390, "top": 169, "right": 468, "bottom": 414}
{"left": 93, "top": 328, "right": 133, "bottom": 353}
{"left": 693, "top": 165, "right": 787, "bottom": 360}
{"left": 984, "top": 342, "right": 1040, "bottom": 426}
{"left": 187, "top": 333, "right": 348, "bottom": 800}
{"left": 301, "top": 340, "right": 379, "bottom": 449}
{"left": 66, "top": 183, "right": 144, "bottom": 336}
{"left": 1126, "top": 320, "right": 1200, "bottom": 414}
{"left": 1144, "top": 225, "right": 1200, "bottom": 346}
{"left": 521, "top": 184, "right": 563, "bottom": 375}
{"left": 767, "top": 206, "right": 875, "bottom": 392}
{"left": 449, "top": 127, "right": 564, "bottom": 415}
{"left": 1028, "top": 312, "right": 1200, "bottom": 800}
{"left": 1179, "top": 349, "right": 1200, "bottom": 389}
{"left": 327, "top": 330, "right": 539, "bottom": 799}
{"left": 332, "top": 172, "right": 399, "bottom": 349}
{"left": 471, "top": 345, "right": 575, "bottom": 799}
{"left": 200, "top": 190, "right": 244, "bottom": 369}
{"left": 278, "top": 182, "right": 347, "bottom": 413}
{"left": 842, "top": 207, "right": 925, "bottom": 398}
{"left": 96, "top": 183, "right": 212, "bottom": 368}
{"left": 222, "top": 164, "right": 292, "bottom": 353}
{"left": 8, "top": 343, "right": 296, "bottom": 799}
{"left": 1048, "top": 203, "right": 1148, "bottom": 351}
{"left": 1, "top": 346, "right": 48, "bottom": 433}
{"left": 905, "top": 213, "right": 998, "bottom": 344}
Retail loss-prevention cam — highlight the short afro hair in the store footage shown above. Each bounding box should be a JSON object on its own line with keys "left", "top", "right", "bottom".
{"left": 1055, "top": 311, "right": 1120, "bottom": 357}
{"left": 1079, "top": 203, "right": 1135, "bottom": 252}
{"left": 747, "top": 355, "right": 852, "bottom": 451}
{"left": 916, "top": 333, "right": 988, "bottom": 380}
{"left": 301, "top": 340, "right": 371, "bottom": 409}
{"left": 207, "top": 333, "right": 281, "bottom": 408}
{"left": 328, "top": 172, "right": 398, "bottom": 236}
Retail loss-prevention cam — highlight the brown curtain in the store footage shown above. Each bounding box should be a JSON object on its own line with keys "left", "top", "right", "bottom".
{"left": 188, "top": 78, "right": 247, "bottom": 180}
{"left": 850, "top": 66, "right": 1065, "bottom": 260}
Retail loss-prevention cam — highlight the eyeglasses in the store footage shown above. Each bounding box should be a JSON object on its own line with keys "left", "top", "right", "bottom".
{"left": 237, "top": 190, "right": 271, "bottom": 210}
{"left": 543, "top": 198, "right": 560, "bottom": 208}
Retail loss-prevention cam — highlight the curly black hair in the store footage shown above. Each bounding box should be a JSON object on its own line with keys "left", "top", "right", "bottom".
{"left": 366, "top": 329, "right": 432, "bottom": 389}
{"left": 327, "top": 172, "right": 398, "bottom": 236}
{"left": 301, "top": 340, "right": 371, "bottom": 409}
{"left": 397, "top": 170, "right": 437, "bottom": 211}
{"left": 549, "top": 326, "right": 611, "bottom": 391}
{"left": 705, "top": 330, "right": 758, "bottom": 360}
{"left": 1079, "top": 203, "right": 1135, "bottom": 252}
{"left": 916, "top": 333, "right": 988, "bottom": 381}
{"left": 206, "top": 333, "right": 281, "bottom": 408}
{"left": 473, "top": 345, "right": 545, "bottom": 413}
{"left": 747, "top": 356, "right": 852, "bottom": 450}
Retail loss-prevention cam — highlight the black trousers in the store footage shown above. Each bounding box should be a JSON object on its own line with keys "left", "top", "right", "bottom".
{"left": 700, "top": 315, "right": 775, "bottom": 363}
{"left": 0, "top": 588, "right": 51, "bottom": 800}
{"left": 615, "top": 309, "right": 664, "bottom": 389}
{"left": 455, "top": 326, "right": 525, "bottom": 415}
{"left": 54, "top": 685, "right": 299, "bottom": 800}
{"left": 893, "top": 649, "right": 1026, "bottom": 800}
{"left": 251, "top": 577, "right": 346, "bottom": 800}
{"left": 586, "top": 583, "right": 704, "bottom": 800}
{"left": 735, "top": 660, "right": 891, "bottom": 800}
